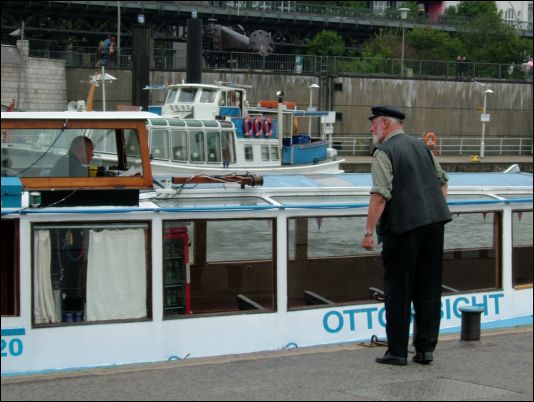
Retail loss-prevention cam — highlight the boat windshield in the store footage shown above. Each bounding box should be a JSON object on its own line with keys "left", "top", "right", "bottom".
{"left": 199, "top": 89, "right": 217, "bottom": 103}
{"left": 177, "top": 88, "right": 197, "bottom": 103}
{"left": 166, "top": 88, "right": 178, "bottom": 104}
{"left": 1, "top": 127, "right": 142, "bottom": 177}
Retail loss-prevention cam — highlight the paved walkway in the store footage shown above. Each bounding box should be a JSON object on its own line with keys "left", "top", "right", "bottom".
{"left": 1, "top": 326, "right": 532, "bottom": 401}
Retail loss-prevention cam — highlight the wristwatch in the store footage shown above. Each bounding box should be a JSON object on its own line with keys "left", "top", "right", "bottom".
{"left": 364, "top": 231, "right": 373, "bottom": 237}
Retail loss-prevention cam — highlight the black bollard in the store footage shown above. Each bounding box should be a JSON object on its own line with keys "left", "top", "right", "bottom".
{"left": 459, "top": 306, "right": 485, "bottom": 341}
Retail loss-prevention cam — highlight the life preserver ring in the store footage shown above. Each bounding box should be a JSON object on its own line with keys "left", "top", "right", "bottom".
{"left": 243, "top": 115, "right": 253, "bottom": 137}
{"left": 254, "top": 116, "right": 263, "bottom": 137}
{"left": 263, "top": 117, "right": 273, "bottom": 137}
{"left": 257, "top": 100, "right": 297, "bottom": 110}
{"left": 424, "top": 131, "right": 437, "bottom": 147}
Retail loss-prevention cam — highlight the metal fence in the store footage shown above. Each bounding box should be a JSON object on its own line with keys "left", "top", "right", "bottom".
{"left": 330, "top": 136, "right": 533, "bottom": 156}
{"left": 29, "top": 47, "right": 533, "bottom": 82}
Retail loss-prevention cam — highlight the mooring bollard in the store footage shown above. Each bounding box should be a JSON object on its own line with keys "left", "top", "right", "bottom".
{"left": 459, "top": 305, "right": 485, "bottom": 341}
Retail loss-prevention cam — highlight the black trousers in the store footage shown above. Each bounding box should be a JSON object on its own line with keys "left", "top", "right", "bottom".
{"left": 381, "top": 222, "right": 445, "bottom": 358}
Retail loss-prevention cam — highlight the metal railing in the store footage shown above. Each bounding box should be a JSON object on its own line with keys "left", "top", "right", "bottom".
{"left": 29, "top": 47, "right": 533, "bottom": 82}
{"left": 330, "top": 136, "right": 533, "bottom": 156}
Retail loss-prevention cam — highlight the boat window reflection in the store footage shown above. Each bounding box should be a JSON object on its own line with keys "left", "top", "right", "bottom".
{"left": 150, "top": 129, "right": 169, "bottom": 160}
{"left": 166, "top": 88, "right": 178, "bottom": 104}
{"left": 32, "top": 222, "right": 151, "bottom": 326}
{"left": 206, "top": 131, "right": 222, "bottom": 163}
{"left": 512, "top": 210, "right": 533, "bottom": 287}
{"left": 287, "top": 212, "right": 504, "bottom": 310}
{"left": 270, "top": 145, "right": 280, "bottom": 161}
{"left": 442, "top": 212, "right": 501, "bottom": 293}
{"left": 287, "top": 216, "right": 382, "bottom": 310}
{"left": 178, "top": 88, "right": 196, "bottom": 103}
{"left": 189, "top": 131, "right": 205, "bottom": 162}
{"left": 261, "top": 145, "right": 270, "bottom": 161}
{"left": 163, "top": 220, "right": 275, "bottom": 317}
{"left": 244, "top": 145, "right": 253, "bottom": 161}
{"left": 222, "top": 131, "right": 236, "bottom": 163}
{"left": 171, "top": 130, "right": 188, "bottom": 162}
{"left": 200, "top": 89, "right": 217, "bottom": 103}
{"left": 1, "top": 128, "right": 142, "bottom": 177}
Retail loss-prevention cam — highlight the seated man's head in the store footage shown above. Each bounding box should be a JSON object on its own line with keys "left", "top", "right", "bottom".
{"left": 70, "top": 136, "right": 94, "bottom": 164}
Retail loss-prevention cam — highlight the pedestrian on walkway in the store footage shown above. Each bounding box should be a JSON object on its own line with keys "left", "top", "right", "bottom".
{"left": 102, "top": 34, "right": 112, "bottom": 66}
{"left": 362, "top": 105, "right": 451, "bottom": 366}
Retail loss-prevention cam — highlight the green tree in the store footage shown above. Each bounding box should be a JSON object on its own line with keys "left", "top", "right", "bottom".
{"left": 307, "top": 30, "right": 346, "bottom": 56}
{"left": 452, "top": 3, "right": 530, "bottom": 63}
{"left": 446, "top": 1, "right": 499, "bottom": 19}
{"left": 407, "top": 27, "right": 463, "bottom": 61}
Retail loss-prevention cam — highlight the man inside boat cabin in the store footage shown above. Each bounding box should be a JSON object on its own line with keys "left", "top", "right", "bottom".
{"left": 362, "top": 104, "right": 451, "bottom": 366}
{"left": 50, "top": 136, "right": 95, "bottom": 177}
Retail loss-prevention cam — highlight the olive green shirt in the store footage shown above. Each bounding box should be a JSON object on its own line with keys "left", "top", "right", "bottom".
{"left": 371, "top": 130, "right": 449, "bottom": 200}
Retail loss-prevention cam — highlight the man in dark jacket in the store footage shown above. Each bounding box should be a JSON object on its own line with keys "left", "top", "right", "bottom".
{"left": 50, "top": 136, "right": 94, "bottom": 177}
{"left": 362, "top": 105, "right": 451, "bottom": 366}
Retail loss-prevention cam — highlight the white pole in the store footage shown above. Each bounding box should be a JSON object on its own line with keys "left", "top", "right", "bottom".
{"left": 401, "top": 25, "right": 405, "bottom": 76}
{"left": 399, "top": 8, "right": 409, "bottom": 76}
{"left": 480, "top": 91, "right": 487, "bottom": 158}
{"left": 102, "top": 65, "right": 106, "bottom": 111}
{"left": 308, "top": 89, "right": 313, "bottom": 136}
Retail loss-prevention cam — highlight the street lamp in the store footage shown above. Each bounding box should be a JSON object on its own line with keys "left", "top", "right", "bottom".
{"left": 480, "top": 88, "right": 494, "bottom": 158}
{"left": 308, "top": 83, "right": 320, "bottom": 135}
{"left": 399, "top": 8, "right": 410, "bottom": 76}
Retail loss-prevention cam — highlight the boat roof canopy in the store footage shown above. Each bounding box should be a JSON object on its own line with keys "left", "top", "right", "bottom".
{"left": 1, "top": 111, "right": 161, "bottom": 120}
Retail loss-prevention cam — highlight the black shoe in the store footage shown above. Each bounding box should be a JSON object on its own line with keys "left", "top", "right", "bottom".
{"left": 412, "top": 352, "right": 433, "bottom": 364}
{"left": 375, "top": 351, "right": 407, "bottom": 366}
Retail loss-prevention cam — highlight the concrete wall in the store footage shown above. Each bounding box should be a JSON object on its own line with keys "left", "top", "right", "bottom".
{"left": 333, "top": 77, "right": 533, "bottom": 138}
{"left": 14, "top": 64, "right": 533, "bottom": 141}
{"left": 1, "top": 41, "right": 67, "bottom": 111}
{"left": 145, "top": 71, "right": 534, "bottom": 140}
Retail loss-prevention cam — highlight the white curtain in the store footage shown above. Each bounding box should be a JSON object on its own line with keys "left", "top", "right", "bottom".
{"left": 34, "top": 230, "right": 58, "bottom": 324}
{"left": 86, "top": 229, "right": 147, "bottom": 321}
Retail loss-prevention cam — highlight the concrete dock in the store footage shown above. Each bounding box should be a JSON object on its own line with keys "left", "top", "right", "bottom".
{"left": 1, "top": 325, "right": 532, "bottom": 401}
{"left": 341, "top": 155, "right": 533, "bottom": 173}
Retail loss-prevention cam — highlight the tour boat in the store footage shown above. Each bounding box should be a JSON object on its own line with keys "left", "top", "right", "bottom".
{"left": 1, "top": 111, "right": 532, "bottom": 376}
{"left": 145, "top": 82, "right": 342, "bottom": 175}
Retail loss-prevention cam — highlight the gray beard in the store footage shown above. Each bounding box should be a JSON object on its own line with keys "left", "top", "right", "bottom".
{"left": 372, "top": 136, "right": 381, "bottom": 147}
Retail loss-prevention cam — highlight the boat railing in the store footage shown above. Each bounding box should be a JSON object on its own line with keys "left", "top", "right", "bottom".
{"left": 328, "top": 135, "right": 534, "bottom": 156}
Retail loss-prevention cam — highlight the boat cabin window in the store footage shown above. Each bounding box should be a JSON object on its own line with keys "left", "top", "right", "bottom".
{"left": 244, "top": 145, "right": 253, "bottom": 161}
{"left": 287, "top": 216, "right": 382, "bottom": 309}
{"left": 166, "top": 88, "right": 178, "bottom": 104}
{"left": 512, "top": 210, "right": 533, "bottom": 287}
{"left": 1, "top": 127, "right": 143, "bottom": 178}
{"left": 200, "top": 89, "right": 217, "bottom": 103}
{"left": 150, "top": 129, "right": 170, "bottom": 160}
{"left": 442, "top": 211, "right": 501, "bottom": 292}
{"left": 171, "top": 130, "right": 188, "bottom": 162}
{"left": 189, "top": 131, "right": 205, "bottom": 162}
{"left": 261, "top": 145, "right": 270, "bottom": 161}
{"left": 31, "top": 222, "right": 151, "bottom": 326}
{"left": 162, "top": 219, "right": 275, "bottom": 317}
{"left": 1, "top": 219, "right": 19, "bottom": 316}
{"left": 221, "top": 90, "right": 242, "bottom": 110}
{"left": 206, "top": 132, "right": 222, "bottom": 163}
{"left": 178, "top": 88, "right": 197, "bottom": 103}
{"left": 222, "top": 131, "right": 236, "bottom": 163}
{"left": 270, "top": 145, "right": 280, "bottom": 161}
{"left": 286, "top": 211, "right": 503, "bottom": 310}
